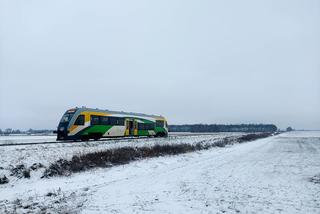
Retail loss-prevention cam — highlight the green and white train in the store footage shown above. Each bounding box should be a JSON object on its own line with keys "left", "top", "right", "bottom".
{"left": 56, "top": 107, "right": 168, "bottom": 141}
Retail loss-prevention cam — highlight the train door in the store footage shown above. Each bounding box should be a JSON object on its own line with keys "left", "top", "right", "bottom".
{"left": 126, "top": 119, "right": 134, "bottom": 136}
{"left": 134, "top": 120, "right": 138, "bottom": 136}
{"left": 125, "top": 120, "right": 129, "bottom": 136}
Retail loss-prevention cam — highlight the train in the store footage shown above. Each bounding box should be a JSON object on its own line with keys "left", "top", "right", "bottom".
{"left": 56, "top": 107, "right": 168, "bottom": 141}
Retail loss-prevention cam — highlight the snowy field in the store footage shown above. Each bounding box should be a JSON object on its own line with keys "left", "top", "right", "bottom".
{"left": 0, "top": 132, "right": 231, "bottom": 145}
{"left": 0, "top": 133, "right": 244, "bottom": 168}
{"left": 0, "top": 135, "right": 57, "bottom": 145}
{"left": 0, "top": 131, "right": 319, "bottom": 213}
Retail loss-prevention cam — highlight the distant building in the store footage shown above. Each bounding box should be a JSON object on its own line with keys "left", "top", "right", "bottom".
{"left": 286, "top": 127, "right": 293, "bottom": 132}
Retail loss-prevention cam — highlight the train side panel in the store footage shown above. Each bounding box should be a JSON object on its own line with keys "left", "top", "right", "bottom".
{"left": 57, "top": 108, "right": 168, "bottom": 141}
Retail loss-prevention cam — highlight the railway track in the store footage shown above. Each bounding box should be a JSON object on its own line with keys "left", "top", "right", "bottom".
{"left": 0, "top": 137, "right": 152, "bottom": 147}
{"left": 0, "top": 133, "right": 220, "bottom": 147}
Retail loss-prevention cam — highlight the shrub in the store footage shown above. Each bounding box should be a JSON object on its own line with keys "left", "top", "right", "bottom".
{"left": 0, "top": 175, "right": 9, "bottom": 184}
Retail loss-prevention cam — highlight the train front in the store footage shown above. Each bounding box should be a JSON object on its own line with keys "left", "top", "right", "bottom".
{"left": 55, "top": 108, "right": 77, "bottom": 141}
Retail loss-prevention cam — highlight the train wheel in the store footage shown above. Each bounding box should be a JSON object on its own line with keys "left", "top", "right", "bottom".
{"left": 81, "top": 136, "right": 89, "bottom": 141}
{"left": 88, "top": 133, "right": 102, "bottom": 141}
{"left": 156, "top": 132, "right": 166, "bottom": 138}
{"left": 93, "top": 134, "right": 101, "bottom": 141}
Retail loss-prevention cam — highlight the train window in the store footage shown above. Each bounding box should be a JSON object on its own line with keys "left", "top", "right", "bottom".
{"left": 117, "top": 118, "right": 125, "bottom": 126}
{"left": 74, "top": 115, "right": 84, "bottom": 125}
{"left": 148, "top": 123, "right": 155, "bottom": 130}
{"left": 108, "top": 117, "right": 125, "bottom": 126}
{"left": 138, "top": 123, "right": 155, "bottom": 130}
{"left": 145, "top": 123, "right": 152, "bottom": 130}
{"left": 108, "top": 117, "right": 116, "bottom": 125}
{"left": 60, "top": 113, "right": 74, "bottom": 123}
{"left": 91, "top": 115, "right": 100, "bottom": 125}
{"left": 117, "top": 118, "right": 123, "bottom": 125}
{"left": 100, "top": 116, "right": 109, "bottom": 125}
{"left": 138, "top": 123, "right": 144, "bottom": 130}
{"left": 156, "top": 120, "right": 164, "bottom": 128}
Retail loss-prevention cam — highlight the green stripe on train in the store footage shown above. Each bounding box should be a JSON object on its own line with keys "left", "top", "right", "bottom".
{"left": 81, "top": 125, "right": 113, "bottom": 135}
{"left": 138, "top": 130, "right": 150, "bottom": 136}
{"left": 155, "top": 127, "right": 166, "bottom": 133}
{"left": 78, "top": 125, "right": 166, "bottom": 137}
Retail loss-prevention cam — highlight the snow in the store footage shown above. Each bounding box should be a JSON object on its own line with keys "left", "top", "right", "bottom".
{"left": 0, "top": 131, "right": 319, "bottom": 213}
{"left": 0, "top": 135, "right": 57, "bottom": 145}
{"left": 0, "top": 133, "right": 243, "bottom": 168}
{"left": 279, "top": 130, "right": 320, "bottom": 138}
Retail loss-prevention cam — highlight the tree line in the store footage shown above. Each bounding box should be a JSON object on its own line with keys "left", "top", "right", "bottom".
{"left": 169, "top": 124, "right": 278, "bottom": 133}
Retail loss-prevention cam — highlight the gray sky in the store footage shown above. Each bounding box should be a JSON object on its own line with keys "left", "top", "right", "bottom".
{"left": 0, "top": 0, "right": 319, "bottom": 130}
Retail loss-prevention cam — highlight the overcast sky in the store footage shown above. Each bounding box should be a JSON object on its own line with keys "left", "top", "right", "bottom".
{"left": 0, "top": 0, "right": 319, "bottom": 130}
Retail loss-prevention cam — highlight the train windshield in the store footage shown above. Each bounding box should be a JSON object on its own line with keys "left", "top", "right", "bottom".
{"left": 60, "top": 113, "right": 74, "bottom": 123}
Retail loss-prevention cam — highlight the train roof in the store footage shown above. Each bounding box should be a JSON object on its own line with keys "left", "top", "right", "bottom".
{"left": 73, "top": 107, "right": 166, "bottom": 120}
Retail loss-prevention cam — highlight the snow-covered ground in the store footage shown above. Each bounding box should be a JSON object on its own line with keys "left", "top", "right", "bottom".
{"left": 0, "top": 133, "right": 243, "bottom": 169}
{"left": 0, "top": 131, "right": 319, "bottom": 213}
{"left": 0, "top": 135, "right": 57, "bottom": 145}
{"left": 0, "top": 132, "right": 233, "bottom": 145}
